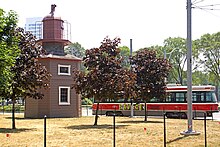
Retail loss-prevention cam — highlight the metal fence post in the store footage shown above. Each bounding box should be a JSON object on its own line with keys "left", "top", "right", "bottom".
{"left": 44, "top": 115, "right": 47, "bottom": 147}
{"left": 113, "top": 113, "right": 116, "bottom": 147}
{"left": 164, "top": 113, "right": 166, "bottom": 147}
{"left": 112, "top": 105, "right": 117, "bottom": 147}
{"left": 204, "top": 112, "right": 207, "bottom": 147}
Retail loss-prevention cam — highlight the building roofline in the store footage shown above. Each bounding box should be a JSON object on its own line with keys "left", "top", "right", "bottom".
{"left": 40, "top": 54, "right": 82, "bottom": 62}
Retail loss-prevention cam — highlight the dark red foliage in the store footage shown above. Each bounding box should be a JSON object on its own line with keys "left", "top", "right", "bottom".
{"left": 130, "top": 49, "right": 171, "bottom": 102}
{"left": 11, "top": 28, "right": 51, "bottom": 99}
{"left": 73, "top": 37, "right": 136, "bottom": 102}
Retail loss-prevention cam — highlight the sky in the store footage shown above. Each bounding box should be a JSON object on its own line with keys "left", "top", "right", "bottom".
{"left": 1, "top": 0, "right": 220, "bottom": 50}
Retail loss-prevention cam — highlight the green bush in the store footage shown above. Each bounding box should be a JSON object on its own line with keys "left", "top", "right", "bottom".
{"left": 81, "top": 98, "right": 93, "bottom": 105}
{"left": 0, "top": 105, "right": 24, "bottom": 112}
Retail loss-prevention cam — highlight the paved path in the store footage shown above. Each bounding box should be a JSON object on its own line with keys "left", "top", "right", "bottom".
{"left": 1, "top": 108, "right": 219, "bottom": 120}
{"left": 213, "top": 111, "right": 220, "bottom": 121}
{"left": 81, "top": 108, "right": 220, "bottom": 121}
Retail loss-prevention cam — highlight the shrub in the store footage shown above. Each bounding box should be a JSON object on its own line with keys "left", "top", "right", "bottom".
{"left": 81, "top": 98, "right": 93, "bottom": 105}
{"left": 0, "top": 105, "right": 24, "bottom": 112}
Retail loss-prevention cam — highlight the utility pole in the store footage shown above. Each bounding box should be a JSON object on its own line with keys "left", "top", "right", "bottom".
{"left": 181, "top": 0, "right": 200, "bottom": 135}
{"left": 130, "top": 39, "right": 134, "bottom": 118}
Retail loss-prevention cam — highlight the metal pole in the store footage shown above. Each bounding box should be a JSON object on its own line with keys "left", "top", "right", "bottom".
{"left": 44, "top": 115, "right": 47, "bottom": 147}
{"left": 130, "top": 39, "right": 134, "bottom": 118}
{"left": 144, "top": 102, "right": 147, "bottom": 122}
{"left": 164, "top": 50, "right": 166, "bottom": 60}
{"left": 163, "top": 113, "right": 166, "bottom": 147}
{"left": 113, "top": 107, "right": 116, "bottom": 147}
{"left": 204, "top": 113, "right": 207, "bottom": 147}
{"left": 130, "top": 99, "right": 133, "bottom": 117}
{"left": 113, "top": 114, "right": 116, "bottom": 147}
{"left": 130, "top": 39, "right": 132, "bottom": 57}
{"left": 164, "top": 50, "right": 167, "bottom": 84}
{"left": 186, "top": 0, "right": 193, "bottom": 133}
{"left": 181, "top": 0, "right": 200, "bottom": 135}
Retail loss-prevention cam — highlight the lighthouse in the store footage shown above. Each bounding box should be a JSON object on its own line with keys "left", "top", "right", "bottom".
{"left": 25, "top": 4, "right": 81, "bottom": 118}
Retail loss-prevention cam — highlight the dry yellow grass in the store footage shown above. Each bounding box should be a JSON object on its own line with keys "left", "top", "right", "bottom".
{"left": 0, "top": 113, "right": 220, "bottom": 147}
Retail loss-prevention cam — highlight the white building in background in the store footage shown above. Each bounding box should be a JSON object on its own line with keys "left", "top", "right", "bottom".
{"left": 24, "top": 17, "right": 43, "bottom": 40}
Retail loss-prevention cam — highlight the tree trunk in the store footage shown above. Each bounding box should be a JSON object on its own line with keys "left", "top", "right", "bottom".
{"left": 94, "top": 102, "right": 100, "bottom": 126}
{"left": 12, "top": 94, "right": 16, "bottom": 129}
{"left": 144, "top": 101, "right": 148, "bottom": 122}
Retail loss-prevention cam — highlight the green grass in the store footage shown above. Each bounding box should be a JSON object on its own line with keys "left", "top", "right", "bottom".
{"left": 0, "top": 113, "right": 220, "bottom": 147}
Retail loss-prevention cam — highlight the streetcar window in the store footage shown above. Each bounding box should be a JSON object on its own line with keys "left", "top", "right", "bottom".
{"left": 150, "top": 97, "right": 156, "bottom": 102}
{"left": 150, "top": 97, "right": 163, "bottom": 102}
{"left": 192, "top": 92, "right": 203, "bottom": 103}
{"left": 201, "top": 93, "right": 205, "bottom": 102}
{"left": 192, "top": 93, "right": 197, "bottom": 102}
{"left": 135, "top": 98, "right": 144, "bottom": 103}
{"left": 176, "top": 92, "right": 185, "bottom": 102}
{"left": 166, "top": 93, "right": 173, "bottom": 102}
{"left": 94, "top": 98, "right": 126, "bottom": 103}
{"left": 206, "top": 92, "right": 217, "bottom": 102}
{"left": 211, "top": 92, "right": 217, "bottom": 102}
{"left": 206, "top": 92, "right": 212, "bottom": 102}
{"left": 117, "top": 98, "right": 125, "bottom": 102}
{"left": 166, "top": 94, "right": 171, "bottom": 102}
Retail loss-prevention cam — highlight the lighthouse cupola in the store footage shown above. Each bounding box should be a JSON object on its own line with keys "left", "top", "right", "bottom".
{"left": 37, "top": 4, "right": 71, "bottom": 56}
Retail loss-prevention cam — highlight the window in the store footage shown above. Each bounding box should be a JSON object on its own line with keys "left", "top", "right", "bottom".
{"left": 59, "top": 86, "right": 70, "bottom": 105}
{"left": 192, "top": 92, "right": 205, "bottom": 102}
{"left": 166, "top": 93, "right": 174, "bottom": 102}
{"left": 201, "top": 92, "right": 205, "bottom": 102}
{"left": 206, "top": 92, "right": 212, "bottom": 102}
{"left": 175, "top": 92, "right": 185, "bottom": 102}
{"left": 192, "top": 92, "right": 197, "bottom": 102}
{"left": 58, "top": 64, "right": 71, "bottom": 75}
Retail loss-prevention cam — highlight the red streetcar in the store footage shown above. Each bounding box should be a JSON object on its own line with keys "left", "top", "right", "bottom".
{"left": 92, "top": 85, "right": 219, "bottom": 118}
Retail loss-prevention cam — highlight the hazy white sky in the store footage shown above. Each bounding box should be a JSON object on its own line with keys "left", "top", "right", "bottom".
{"left": 1, "top": 0, "right": 220, "bottom": 50}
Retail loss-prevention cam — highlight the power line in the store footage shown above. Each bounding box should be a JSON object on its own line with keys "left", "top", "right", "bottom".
{"left": 193, "top": 3, "right": 220, "bottom": 10}
{"left": 197, "top": 4, "right": 220, "bottom": 7}
{"left": 195, "top": 6, "right": 220, "bottom": 11}
{"left": 193, "top": 6, "right": 220, "bottom": 19}
{"left": 193, "top": 0, "right": 205, "bottom": 5}
{"left": 192, "top": 2, "right": 220, "bottom": 18}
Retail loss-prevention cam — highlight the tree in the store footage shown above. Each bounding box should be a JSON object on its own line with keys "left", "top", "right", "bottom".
{"left": 0, "top": 8, "right": 19, "bottom": 96}
{"left": 4, "top": 28, "right": 51, "bottom": 129}
{"left": 130, "top": 49, "right": 171, "bottom": 121}
{"left": 192, "top": 71, "right": 209, "bottom": 85}
{"left": 162, "top": 37, "right": 199, "bottom": 85}
{"left": 64, "top": 42, "right": 85, "bottom": 58}
{"left": 119, "top": 46, "right": 130, "bottom": 68}
{"left": 196, "top": 32, "right": 220, "bottom": 100}
{"left": 73, "top": 37, "right": 136, "bottom": 125}
{"left": 139, "top": 45, "right": 164, "bottom": 58}
{"left": 163, "top": 37, "right": 187, "bottom": 85}
{"left": 65, "top": 42, "right": 86, "bottom": 72}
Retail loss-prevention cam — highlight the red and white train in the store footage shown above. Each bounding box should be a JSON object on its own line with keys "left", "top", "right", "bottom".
{"left": 92, "top": 85, "right": 219, "bottom": 118}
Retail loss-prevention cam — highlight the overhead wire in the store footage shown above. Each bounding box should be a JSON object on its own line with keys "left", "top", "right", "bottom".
{"left": 197, "top": 4, "right": 220, "bottom": 7}
{"left": 193, "top": 0, "right": 205, "bottom": 5}
{"left": 192, "top": 1, "right": 220, "bottom": 18}
{"left": 195, "top": 6, "right": 220, "bottom": 11}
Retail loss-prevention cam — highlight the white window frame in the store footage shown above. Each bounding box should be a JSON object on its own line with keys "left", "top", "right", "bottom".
{"left": 58, "top": 64, "right": 71, "bottom": 75}
{"left": 59, "top": 86, "right": 70, "bottom": 105}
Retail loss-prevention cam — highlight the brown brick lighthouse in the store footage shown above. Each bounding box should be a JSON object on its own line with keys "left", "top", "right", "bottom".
{"left": 25, "top": 5, "right": 81, "bottom": 118}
